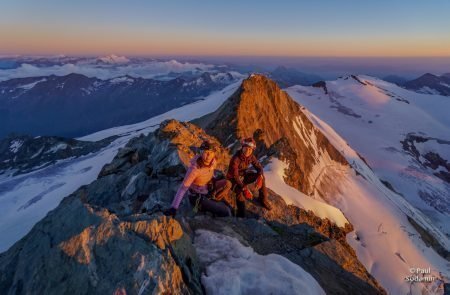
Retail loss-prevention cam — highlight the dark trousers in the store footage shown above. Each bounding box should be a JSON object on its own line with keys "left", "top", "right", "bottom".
{"left": 231, "top": 172, "right": 268, "bottom": 217}
{"left": 188, "top": 179, "right": 232, "bottom": 217}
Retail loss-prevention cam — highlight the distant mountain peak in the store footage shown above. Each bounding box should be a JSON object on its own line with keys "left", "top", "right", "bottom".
{"left": 403, "top": 72, "right": 450, "bottom": 96}
{"left": 62, "top": 72, "right": 92, "bottom": 80}
{"left": 421, "top": 72, "right": 438, "bottom": 78}
{"left": 97, "top": 54, "right": 130, "bottom": 64}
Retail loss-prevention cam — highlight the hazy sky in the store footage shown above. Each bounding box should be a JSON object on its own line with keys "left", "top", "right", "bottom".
{"left": 1, "top": 0, "right": 450, "bottom": 57}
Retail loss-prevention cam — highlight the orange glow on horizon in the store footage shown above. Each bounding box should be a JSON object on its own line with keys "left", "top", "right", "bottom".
{"left": 1, "top": 26, "right": 450, "bottom": 57}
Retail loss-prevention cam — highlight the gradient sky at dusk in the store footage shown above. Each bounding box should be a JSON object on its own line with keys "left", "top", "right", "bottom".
{"left": 1, "top": 0, "right": 450, "bottom": 57}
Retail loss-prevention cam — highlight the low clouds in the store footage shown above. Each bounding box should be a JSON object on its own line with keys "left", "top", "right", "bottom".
{"left": 0, "top": 57, "right": 217, "bottom": 81}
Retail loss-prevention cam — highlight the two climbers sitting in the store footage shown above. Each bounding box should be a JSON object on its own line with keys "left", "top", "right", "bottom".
{"left": 164, "top": 138, "right": 272, "bottom": 217}
{"left": 163, "top": 141, "right": 232, "bottom": 217}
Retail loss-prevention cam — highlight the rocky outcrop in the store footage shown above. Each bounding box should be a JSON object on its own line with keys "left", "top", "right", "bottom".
{"left": 93, "top": 120, "right": 230, "bottom": 216}
{"left": 312, "top": 81, "right": 328, "bottom": 94}
{"left": 0, "top": 121, "right": 214, "bottom": 295}
{"left": 196, "top": 74, "right": 348, "bottom": 196}
{"left": 401, "top": 133, "right": 450, "bottom": 185}
{"left": 0, "top": 120, "right": 222, "bottom": 295}
{"left": 0, "top": 194, "right": 202, "bottom": 294}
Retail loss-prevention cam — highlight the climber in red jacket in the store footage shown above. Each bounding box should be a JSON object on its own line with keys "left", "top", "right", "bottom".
{"left": 226, "top": 137, "right": 272, "bottom": 217}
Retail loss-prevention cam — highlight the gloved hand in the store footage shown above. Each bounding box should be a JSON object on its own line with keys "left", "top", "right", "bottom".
{"left": 255, "top": 175, "right": 264, "bottom": 190}
{"left": 163, "top": 207, "right": 177, "bottom": 217}
{"left": 243, "top": 188, "right": 253, "bottom": 200}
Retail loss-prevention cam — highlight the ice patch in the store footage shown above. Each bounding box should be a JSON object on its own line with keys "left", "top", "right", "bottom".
{"left": 418, "top": 86, "right": 441, "bottom": 95}
{"left": 17, "top": 78, "right": 47, "bottom": 90}
{"left": 46, "top": 143, "right": 68, "bottom": 153}
{"left": 9, "top": 140, "right": 23, "bottom": 153}
{"left": 194, "top": 230, "right": 325, "bottom": 295}
{"left": 30, "top": 146, "right": 45, "bottom": 159}
{"left": 109, "top": 76, "right": 134, "bottom": 84}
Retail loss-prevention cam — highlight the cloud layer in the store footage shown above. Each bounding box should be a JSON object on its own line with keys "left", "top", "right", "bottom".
{"left": 0, "top": 58, "right": 217, "bottom": 81}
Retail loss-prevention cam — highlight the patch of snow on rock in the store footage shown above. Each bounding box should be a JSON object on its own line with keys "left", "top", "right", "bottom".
{"left": 194, "top": 229, "right": 325, "bottom": 295}
{"left": 9, "top": 140, "right": 24, "bottom": 153}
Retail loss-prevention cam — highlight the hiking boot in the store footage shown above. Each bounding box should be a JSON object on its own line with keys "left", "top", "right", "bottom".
{"left": 162, "top": 207, "right": 177, "bottom": 217}
{"left": 236, "top": 200, "right": 246, "bottom": 217}
{"left": 261, "top": 200, "right": 272, "bottom": 211}
{"left": 259, "top": 193, "right": 272, "bottom": 211}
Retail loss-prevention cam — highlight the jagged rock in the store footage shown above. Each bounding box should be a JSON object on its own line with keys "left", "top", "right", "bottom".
{"left": 407, "top": 216, "right": 450, "bottom": 260}
{"left": 195, "top": 74, "right": 348, "bottom": 196}
{"left": 401, "top": 133, "right": 450, "bottom": 185}
{"left": 0, "top": 120, "right": 227, "bottom": 294}
{"left": 98, "top": 135, "right": 151, "bottom": 178}
{"left": 155, "top": 119, "right": 230, "bottom": 172}
{"left": 94, "top": 120, "right": 230, "bottom": 217}
{"left": 97, "top": 150, "right": 133, "bottom": 178}
{"left": 0, "top": 196, "right": 202, "bottom": 295}
{"left": 312, "top": 81, "right": 328, "bottom": 94}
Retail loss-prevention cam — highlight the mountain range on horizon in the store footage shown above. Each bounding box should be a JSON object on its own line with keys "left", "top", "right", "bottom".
{"left": 1, "top": 56, "right": 449, "bottom": 143}
{"left": 0, "top": 71, "right": 240, "bottom": 139}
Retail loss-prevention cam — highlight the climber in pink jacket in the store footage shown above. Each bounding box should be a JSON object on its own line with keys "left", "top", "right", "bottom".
{"left": 164, "top": 140, "right": 232, "bottom": 217}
